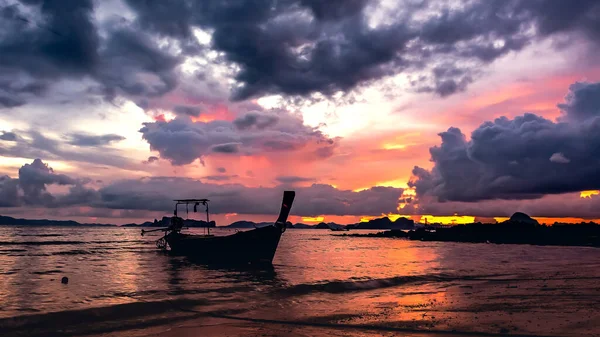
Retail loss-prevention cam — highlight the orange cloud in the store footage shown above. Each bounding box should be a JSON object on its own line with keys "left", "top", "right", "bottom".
{"left": 190, "top": 104, "right": 235, "bottom": 123}
{"left": 435, "top": 69, "right": 600, "bottom": 132}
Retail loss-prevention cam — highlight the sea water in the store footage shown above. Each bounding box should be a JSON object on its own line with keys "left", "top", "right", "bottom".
{"left": 1, "top": 227, "right": 599, "bottom": 336}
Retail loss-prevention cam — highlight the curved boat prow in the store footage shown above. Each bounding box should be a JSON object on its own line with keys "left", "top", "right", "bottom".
{"left": 275, "top": 191, "right": 295, "bottom": 231}
{"left": 160, "top": 190, "right": 296, "bottom": 265}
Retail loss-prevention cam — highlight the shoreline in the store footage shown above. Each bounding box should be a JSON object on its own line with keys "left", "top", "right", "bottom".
{"left": 2, "top": 303, "right": 578, "bottom": 337}
{"left": 334, "top": 223, "right": 600, "bottom": 248}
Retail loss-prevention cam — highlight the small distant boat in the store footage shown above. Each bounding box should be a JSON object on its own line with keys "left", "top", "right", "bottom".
{"left": 142, "top": 191, "right": 295, "bottom": 265}
{"left": 330, "top": 227, "right": 349, "bottom": 232}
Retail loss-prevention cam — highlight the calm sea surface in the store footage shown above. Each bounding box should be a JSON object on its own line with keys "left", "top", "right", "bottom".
{"left": 1, "top": 226, "right": 599, "bottom": 336}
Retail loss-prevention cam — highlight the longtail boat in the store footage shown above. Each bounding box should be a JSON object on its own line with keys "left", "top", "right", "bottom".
{"left": 142, "top": 191, "right": 295, "bottom": 265}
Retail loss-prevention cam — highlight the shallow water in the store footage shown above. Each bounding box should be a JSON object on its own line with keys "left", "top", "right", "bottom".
{"left": 1, "top": 227, "right": 599, "bottom": 336}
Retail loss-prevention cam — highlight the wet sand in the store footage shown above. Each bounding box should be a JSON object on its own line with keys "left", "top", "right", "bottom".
{"left": 4, "top": 274, "right": 598, "bottom": 337}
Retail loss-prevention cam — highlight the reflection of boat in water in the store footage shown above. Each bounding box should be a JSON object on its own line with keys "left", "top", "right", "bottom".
{"left": 142, "top": 191, "right": 295, "bottom": 265}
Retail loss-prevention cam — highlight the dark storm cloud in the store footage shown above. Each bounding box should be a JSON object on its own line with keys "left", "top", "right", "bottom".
{"left": 18, "top": 158, "right": 77, "bottom": 204}
{"left": 233, "top": 112, "right": 279, "bottom": 130}
{"left": 2, "top": 0, "right": 600, "bottom": 108}
{"left": 0, "top": 0, "right": 99, "bottom": 78}
{"left": 66, "top": 133, "right": 125, "bottom": 147}
{"left": 202, "top": 175, "right": 238, "bottom": 182}
{"left": 300, "top": 0, "right": 368, "bottom": 21}
{"left": 414, "top": 65, "right": 474, "bottom": 97}
{"left": 557, "top": 82, "right": 600, "bottom": 122}
{"left": 519, "top": 0, "right": 600, "bottom": 41}
{"left": 123, "top": 0, "right": 600, "bottom": 100}
{"left": 1, "top": 159, "right": 403, "bottom": 216}
{"left": 173, "top": 105, "right": 202, "bottom": 117}
{"left": 275, "top": 175, "right": 315, "bottom": 184}
{"left": 0, "top": 0, "right": 180, "bottom": 107}
{"left": 122, "top": 0, "right": 194, "bottom": 38}
{"left": 143, "top": 156, "right": 159, "bottom": 164}
{"left": 0, "top": 131, "right": 17, "bottom": 141}
{"left": 0, "top": 130, "right": 141, "bottom": 170}
{"left": 93, "top": 177, "right": 403, "bottom": 216}
{"left": 0, "top": 158, "right": 89, "bottom": 207}
{"left": 409, "top": 81, "right": 600, "bottom": 202}
{"left": 139, "top": 111, "right": 335, "bottom": 165}
{"left": 210, "top": 143, "right": 241, "bottom": 154}
{"left": 0, "top": 175, "right": 19, "bottom": 207}
{"left": 0, "top": 94, "right": 24, "bottom": 108}
{"left": 0, "top": 0, "right": 98, "bottom": 105}
{"left": 95, "top": 26, "right": 180, "bottom": 100}
{"left": 0, "top": 78, "right": 49, "bottom": 107}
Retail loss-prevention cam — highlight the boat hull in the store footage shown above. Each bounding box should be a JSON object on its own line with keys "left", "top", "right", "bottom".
{"left": 165, "top": 225, "right": 284, "bottom": 264}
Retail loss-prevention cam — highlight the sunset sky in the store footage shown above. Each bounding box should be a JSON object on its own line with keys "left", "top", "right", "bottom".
{"left": 1, "top": 0, "right": 600, "bottom": 225}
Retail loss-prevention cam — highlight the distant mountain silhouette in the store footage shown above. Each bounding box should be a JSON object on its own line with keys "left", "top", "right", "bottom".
{"left": 1, "top": 214, "right": 539, "bottom": 231}
{"left": 351, "top": 217, "right": 415, "bottom": 230}
{"left": 123, "top": 216, "right": 215, "bottom": 228}
{"left": 506, "top": 212, "right": 539, "bottom": 225}
{"left": 225, "top": 221, "right": 295, "bottom": 228}
{"left": 0, "top": 215, "right": 115, "bottom": 227}
{"left": 226, "top": 220, "right": 271, "bottom": 228}
{"left": 314, "top": 222, "right": 335, "bottom": 229}
{"left": 340, "top": 212, "right": 600, "bottom": 248}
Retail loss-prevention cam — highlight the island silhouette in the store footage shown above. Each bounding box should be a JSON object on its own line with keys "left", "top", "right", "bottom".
{"left": 338, "top": 212, "right": 600, "bottom": 247}
{"left": 2, "top": 212, "right": 599, "bottom": 247}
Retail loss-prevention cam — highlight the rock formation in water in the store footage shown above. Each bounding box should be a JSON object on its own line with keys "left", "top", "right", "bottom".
{"left": 507, "top": 212, "right": 539, "bottom": 225}
{"left": 352, "top": 217, "right": 415, "bottom": 229}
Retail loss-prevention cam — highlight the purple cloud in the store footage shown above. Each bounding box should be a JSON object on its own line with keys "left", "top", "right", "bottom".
{"left": 410, "top": 81, "right": 600, "bottom": 202}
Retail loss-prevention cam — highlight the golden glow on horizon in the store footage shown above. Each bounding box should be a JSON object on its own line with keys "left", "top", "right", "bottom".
{"left": 358, "top": 213, "right": 475, "bottom": 224}
{"left": 580, "top": 190, "right": 599, "bottom": 198}
{"left": 377, "top": 179, "right": 409, "bottom": 188}
{"left": 398, "top": 188, "right": 416, "bottom": 209}
{"left": 402, "top": 188, "right": 416, "bottom": 196}
{"left": 302, "top": 216, "right": 325, "bottom": 223}
{"left": 420, "top": 214, "right": 475, "bottom": 224}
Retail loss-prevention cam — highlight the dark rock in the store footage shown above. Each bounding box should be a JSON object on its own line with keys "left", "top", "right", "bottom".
{"left": 0, "top": 215, "right": 114, "bottom": 227}
{"left": 61, "top": 277, "right": 68, "bottom": 284}
{"left": 314, "top": 222, "right": 332, "bottom": 229}
{"left": 508, "top": 212, "right": 538, "bottom": 225}
{"left": 353, "top": 217, "right": 415, "bottom": 229}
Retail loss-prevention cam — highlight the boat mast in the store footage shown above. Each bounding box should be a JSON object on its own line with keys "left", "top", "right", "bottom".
{"left": 205, "top": 201, "right": 210, "bottom": 236}
{"left": 173, "top": 199, "right": 211, "bottom": 235}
